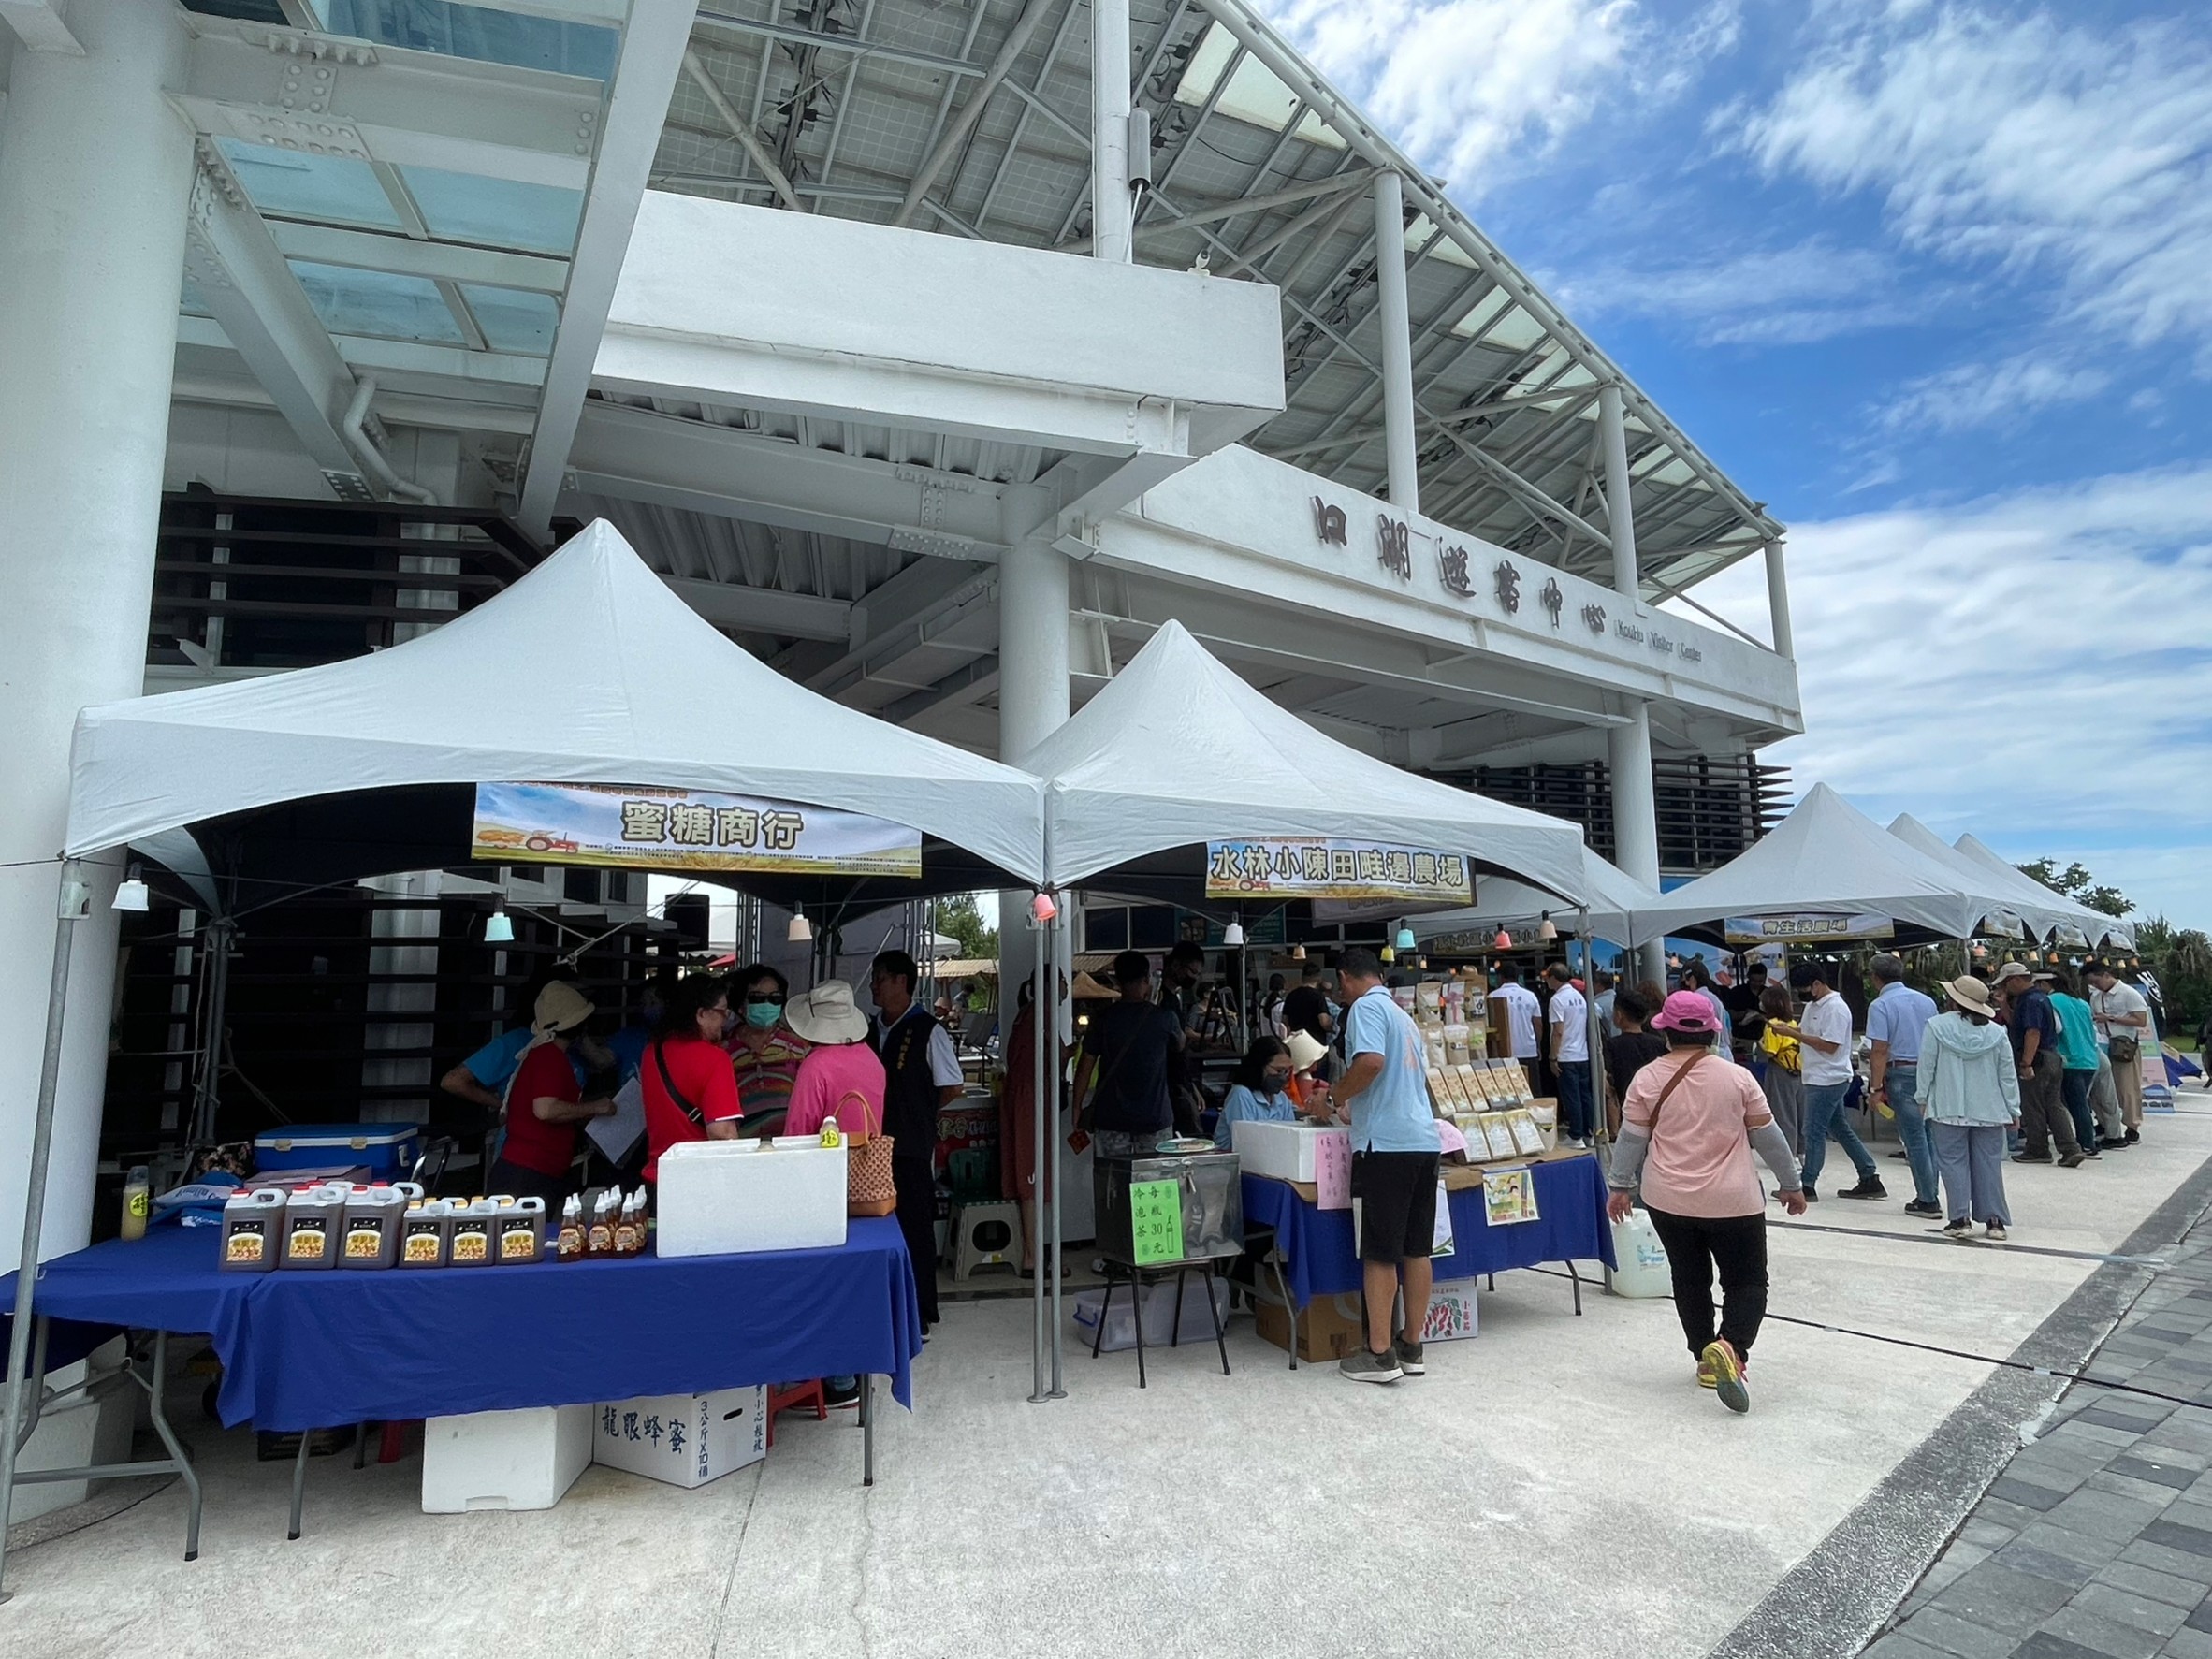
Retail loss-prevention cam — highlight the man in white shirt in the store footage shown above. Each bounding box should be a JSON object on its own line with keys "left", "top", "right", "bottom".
{"left": 1489, "top": 964, "right": 1541, "bottom": 1068}
{"left": 1544, "top": 963, "right": 1594, "bottom": 1147}
{"left": 2086, "top": 960, "right": 2151, "bottom": 1143}
{"left": 1774, "top": 963, "right": 1885, "bottom": 1202}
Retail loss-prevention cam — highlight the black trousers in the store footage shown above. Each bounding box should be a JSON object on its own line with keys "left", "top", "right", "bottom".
{"left": 894, "top": 1157, "right": 940, "bottom": 1328}
{"left": 1645, "top": 1206, "right": 1768, "bottom": 1360}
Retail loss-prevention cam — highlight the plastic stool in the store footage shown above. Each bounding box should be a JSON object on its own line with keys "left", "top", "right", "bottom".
{"left": 765, "top": 1380, "right": 826, "bottom": 1449}
{"left": 951, "top": 1200, "right": 1021, "bottom": 1280}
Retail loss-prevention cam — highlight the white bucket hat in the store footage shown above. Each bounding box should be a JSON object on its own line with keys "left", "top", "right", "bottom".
{"left": 784, "top": 980, "right": 870, "bottom": 1045}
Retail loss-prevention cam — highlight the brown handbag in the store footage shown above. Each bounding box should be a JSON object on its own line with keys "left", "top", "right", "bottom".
{"left": 837, "top": 1088, "right": 898, "bottom": 1217}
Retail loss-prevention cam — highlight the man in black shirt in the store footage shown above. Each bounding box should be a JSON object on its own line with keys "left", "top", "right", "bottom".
{"left": 871, "top": 949, "right": 964, "bottom": 1330}
{"left": 1072, "top": 951, "right": 1186, "bottom": 1157}
{"left": 1158, "top": 940, "right": 1208, "bottom": 1138}
{"left": 1602, "top": 990, "right": 1670, "bottom": 1141}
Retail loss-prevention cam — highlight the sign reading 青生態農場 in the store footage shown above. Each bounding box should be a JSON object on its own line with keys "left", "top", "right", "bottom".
{"left": 1722, "top": 912, "right": 1897, "bottom": 945}
{"left": 471, "top": 781, "right": 923, "bottom": 877}
{"left": 1204, "top": 837, "right": 1473, "bottom": 904}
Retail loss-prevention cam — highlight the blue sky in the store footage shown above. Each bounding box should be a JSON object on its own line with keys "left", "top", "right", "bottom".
{"left": 1263, "top": 0, "right": 2212, "bottom": 929}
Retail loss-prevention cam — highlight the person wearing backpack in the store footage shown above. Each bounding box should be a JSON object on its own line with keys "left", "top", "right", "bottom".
{"left": 1607, "top": 992, "right": 1806, "bottom": 1414}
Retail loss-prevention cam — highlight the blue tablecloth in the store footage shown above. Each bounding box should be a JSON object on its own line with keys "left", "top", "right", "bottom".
{"left": 1241, "top": 1153, "right": 1616, "bottom": 1307}
{"left": 3, "top": 1219, "right": 923, "bottom": 1430}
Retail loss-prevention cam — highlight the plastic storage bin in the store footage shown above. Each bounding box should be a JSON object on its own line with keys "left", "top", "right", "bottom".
{"left": 1070, "top": 1278, "right": 1231, "bottom": 1351}
{"left": 255, "top": 1124, "right": 421, "bottom": 1181}
{"left": 657, "top": 1139, "right": 847, "bottom": 1258}
{"left": 421, "top": 1404, "right": 593, "bottom": 1513}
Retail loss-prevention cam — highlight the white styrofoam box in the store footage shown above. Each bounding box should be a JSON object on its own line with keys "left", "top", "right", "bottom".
{"left": 656, "top": 1138, "right": 848, "bottom": 1257}
{"left": 421, "top": 1404, "right": 592, "bottom": 1513}
{"left": 1070, "top": 1278, "right": 1231, "bottom": 1352}
{"left": 1421, "top": 1280, "right": 1480, "bottom": 1343}
{"left": 593, "top": 1386, "right": 766, "bottom": 1490}
{"left": 1230, "top": 1120, "right": 1348, "bottom": 1184}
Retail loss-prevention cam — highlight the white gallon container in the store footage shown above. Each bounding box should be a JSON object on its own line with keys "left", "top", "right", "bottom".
{"left": 1608, "top": 1209, "right": 1674, "bottom": 1298}
{"left": 421, "top": 1404, "right": 592, "bottom": 1513}
{"left": 656, "top": 1139, "right": 848, "bottom": 1258}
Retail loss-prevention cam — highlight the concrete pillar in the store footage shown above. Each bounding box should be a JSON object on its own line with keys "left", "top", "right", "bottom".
{"left": 1371, "top": 170, "right": 1419, "bottom": 515}
{"left": 1598, "top": 382, "right": 1638, "bottom": 600}
{"left": 996, "top": 534, "right": 1071, "bottom": 997}
{"left": 0, "top": 0, "right": 195, "bottom": 1259}
{"left": 1764, "top": 538, "right": 1795, "bottom": 660}
{"left": 1089, "top": 0, "right": 1133, "bottom": 264}
{"left": 1609, "top": 701, "right": 1666, "bottom": 985}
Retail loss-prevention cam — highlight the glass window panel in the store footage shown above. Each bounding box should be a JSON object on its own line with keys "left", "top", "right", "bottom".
{"left": 215, "top": 138, "right": 404, "bottom": 230}
{"left": 288, "top": 260, "right": 466, "bottom": 343}
{"left": 458, "top": 284, "right": 560, "bottom": 355}
{"left": 1404, "top": 214, "right": 1477, "bottom": 269}
{"left": 399, "top": 167, "right": 584, "bottom": 254}
{"left": 1482, "top": 305, "right": 1549, "bottom": 351}
{"left": 310, "top": 0, "right": 618, "bottom": 79}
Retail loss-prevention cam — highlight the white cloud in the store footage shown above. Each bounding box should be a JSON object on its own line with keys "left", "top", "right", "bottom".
{"left": 1556, "top": 239, "right": 1927, "bottom": 345}
{"left": 1729, "top": 6, "right": 2212, "bottom": 359}
{"left": 1258, "top": 0, "right": 1649, "bottom": 190}
{"left": 1874, "top": 352, "right": 2110, "bottom": 436}
{"left": 1666, "top": 466, "right": 2212, "bottom": 927}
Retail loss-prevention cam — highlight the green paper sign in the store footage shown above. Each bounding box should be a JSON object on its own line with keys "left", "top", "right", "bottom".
{"left": 1128, "top": 1179, "right": 1185, "bottom": 1266}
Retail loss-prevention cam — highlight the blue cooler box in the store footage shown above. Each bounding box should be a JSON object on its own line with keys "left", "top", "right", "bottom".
{"left": 254, "top": 1124, "right": 422, "bottom": 1181}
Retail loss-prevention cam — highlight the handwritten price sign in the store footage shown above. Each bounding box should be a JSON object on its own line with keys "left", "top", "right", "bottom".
{"left": 1128, "top": 1179, "right": 1186, "bottom": 1266}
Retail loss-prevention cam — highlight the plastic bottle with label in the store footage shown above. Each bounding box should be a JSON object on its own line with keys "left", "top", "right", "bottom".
{"left": 585, "top": 1190, "right": 617, "bottom": 1259}
{"left": 556, "top": 1194, "right": 586, "bottom": 1262}
{"left": 119, "top": 1166, "right": 151, "bottom": 1242}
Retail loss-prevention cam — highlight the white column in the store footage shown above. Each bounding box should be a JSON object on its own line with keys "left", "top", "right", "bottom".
{"left": 1764, "top": 538, "right": 1795, "bottom": 660}
{"left": 1371, "top": 170, "right": 1419, "bottom": 515}
{"left": 1609, "top": 701, "right": 1666, "bottom": 984}
{"left": 996, "top": 534, "right": 1072, "bottom": 999}
{"left": 1089, "top": 0, "right": 1133, "bottom": 264}
{"left": 0, "top": 0, "right": 195, "bottom": 1259}
{"left": 1598, "top": 382, "right": 1638, "bottom": 600}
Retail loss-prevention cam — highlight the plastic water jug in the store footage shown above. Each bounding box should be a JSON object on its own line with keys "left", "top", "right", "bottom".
{"left": 1607, "top": 1209, "right": 1673, "bottom": 1299}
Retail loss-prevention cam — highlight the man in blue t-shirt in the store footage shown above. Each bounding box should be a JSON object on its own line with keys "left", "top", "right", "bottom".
{"left": 1333, "top": 946, "right": 1442, "bottom": 1387}
{"left": 1996, "top": 962, "right": 2083, "bottom": 1166}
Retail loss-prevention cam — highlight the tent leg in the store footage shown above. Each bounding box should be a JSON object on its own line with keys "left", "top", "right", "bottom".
{"left": 0, "top": 860, "right": 89, "bottom": 1605}
{"left": 1579, "top": 907, "right": 1600, "bottom": 1145}
{"left": 1047, "top": 908, "right": 1068, "bottom": 1400}
{"left": 1029, "top": 894, "right": 1051, "bottom": 1404}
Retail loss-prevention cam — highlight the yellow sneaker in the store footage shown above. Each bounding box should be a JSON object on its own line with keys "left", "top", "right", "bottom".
{"left": 1701, "top": 1340, "right": 1750, "bottom": 1414}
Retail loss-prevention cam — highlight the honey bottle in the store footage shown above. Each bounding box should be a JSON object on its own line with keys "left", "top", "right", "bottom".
{"left": 556, "top": 1194, "right": 586, "bottom": 1262}
{"left": 585, "top": 1190, "right": 616, "bottom": 1259}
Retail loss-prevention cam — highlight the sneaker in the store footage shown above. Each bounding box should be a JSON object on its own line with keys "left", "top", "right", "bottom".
{"left": 1838, "top": 1177, "right": 1887, "bottom": 1201}
{"left": 1943, "top": 1218, "right": 1973, "bottom": 1239}
{"left": 1984, "top": 1222, "right": 2008, "bottom": 1242}
{"left": 1887, "top": 1151, "right": 1911, "bottom": 1161}
{"left": 2011, "top": 1152, "right": 2051, "bottom": 1164}
{"left": 1696, "top": 1354, "right": 1750, "bottom": 1390}
{"left": 2059, "top": 1150, "right": 2088, "bottom": 1169}
{"left": 2097, "top": 1136, "right": 2131, "bottom": 1151}
{"left": 1903, "top": 1199, "right": 1943, "bottom": 1218}
{"left": 1701, "top": 1340, "right": 1751, "bottom": 1415}
{"left": 1339, "top": 1346, "right": 1403, "bottom": 1385}
{"left": 2124, "top": 1128, "right": 2140, "bottom": 1144}
{"left": 1393, "top": 1336, "right": 1426, "bottom": 1376}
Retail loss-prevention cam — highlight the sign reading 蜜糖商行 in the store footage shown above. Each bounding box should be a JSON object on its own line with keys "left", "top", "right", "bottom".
{"left": 1204, "top": 837, "right": 1473, "bottom": 904}
{"left": 472, "top": 781, "right": 922, "bottom": 877}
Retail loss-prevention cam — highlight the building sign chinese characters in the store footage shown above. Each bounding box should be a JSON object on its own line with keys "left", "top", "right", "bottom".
{"left": 471, "top": 781, "right": 923, "bottom": 877}
{"left": 1438, "top": 543, "right": 1474, "bottom": 598}
{"left": 1375, "top": 516, "right": 1411, "bottom": 580}
{"left": 1204, "top": 837, "right": 1474, "bottom": 904}
{"left": 1311, "top": 496, "right": 1347, "bottom": 546}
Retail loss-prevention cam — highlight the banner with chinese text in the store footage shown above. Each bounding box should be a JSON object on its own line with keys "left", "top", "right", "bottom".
{"left": 472, "top": 781, "right": 923, "bottom": 876}
{"left": 1204, "top": 837, "right": 1473, "bottom": 904}
{"left": 1722, "top": 912, "right": 1896, "bottom": 946}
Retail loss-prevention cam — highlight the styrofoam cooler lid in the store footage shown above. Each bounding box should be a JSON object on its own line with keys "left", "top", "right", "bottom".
{"left": 255, "top": 1123, "right": 421, "bottom": 1149}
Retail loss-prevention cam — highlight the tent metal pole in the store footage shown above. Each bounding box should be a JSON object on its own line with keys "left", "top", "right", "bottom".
{"left": 0, "top": 860, "right": 90, "bottom": 1605}
{"left": 1048, "top": 905, "right": 1068, "bottom": 1398}
{"left": 1029, "top": 895, "right": 1050, "bottom": 1403}
{"left": 1580, "top": 907, "right": 1602, "bottom": 1147}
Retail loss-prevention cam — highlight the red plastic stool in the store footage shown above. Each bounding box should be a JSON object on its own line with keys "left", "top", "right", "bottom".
{"left": 765, "top": 1381, "right": 826, "bottom": 1448}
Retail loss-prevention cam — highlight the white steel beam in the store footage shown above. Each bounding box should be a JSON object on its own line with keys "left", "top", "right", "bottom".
{"left": 179, "top": 21, "right": 604, "bottom": 191}
{"left": 266, "top": 221, "right": 568, "bottom": 292}
{"left": 0, "top": 0, "right": 82, "bottom": 54}
{"left": 565, "top": 400, "right": 1008, "bottom": 554}
{"left": 517, "top": 0, "right": 698, "bottom": 534}
{"left": 658, "top": 575, "right": 852, "bottom": 643}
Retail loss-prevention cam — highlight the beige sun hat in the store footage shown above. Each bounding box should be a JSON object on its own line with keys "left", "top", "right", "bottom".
{"left": 1284, "top": 1030, "right": 1331, "bottom": 1072}
{"left": 1943, "top": 975, "right": 1999, "bottom": 1019}
{"left": 531, "top": 981, "right": 596, "bottom": 1040}
{"left": 1991, "top": 960, "right": 2034, "bottom": 985}
{"left": 784, "top": 980, "right": 870, "bottom": 1045}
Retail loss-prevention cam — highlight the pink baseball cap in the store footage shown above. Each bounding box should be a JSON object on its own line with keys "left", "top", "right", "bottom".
{"left": 1651, "top": 990, "right": 1720, "bottom": 1034}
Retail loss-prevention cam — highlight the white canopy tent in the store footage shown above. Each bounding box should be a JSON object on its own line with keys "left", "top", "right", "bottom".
{"left": 1408, "top": 847, "right": 1660, "bottom": 949}
{"left": 1634, "top": 783, "right": 1987, "bottom": 946}
{"left": 1951, "top": 834, "right": 2137, "bottom": 952}
{"left": 1885, "top": 814, "right": 2032, "bottom": 939}
{"left": 1021, "top": 620, "right": 1587, "bottom": 898}
{"left": 65, "top": 521, "right": 1044, "bottom": 883}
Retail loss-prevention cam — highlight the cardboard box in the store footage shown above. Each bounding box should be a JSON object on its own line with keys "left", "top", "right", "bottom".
{"left": 1422, "top": 1281, "right": 1480, "bottom": 1343}
{"left": 421, "top": 1404, "right": 592, "bottom": 1513}
{"left": 593, "top": 1386, "right": 767, "bottom": 1490}
{"left": 1230, "top": 1119, "right": 1346, "bottom": 1184}
{"left": 1253, "top": 1291, "right": 1368, "bottom": 1363}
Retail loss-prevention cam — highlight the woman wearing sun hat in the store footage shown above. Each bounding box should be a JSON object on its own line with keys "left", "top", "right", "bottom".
{"left": 488, "top": 980, "right": 618, "bottom": 1202}
{"left": 1918, "top": 975, "right": 2022, "bottom": 1241}
{"left": 782, "top": 981, "right": 887, "bottom": 1138}
{"left": 1607, "top": 991, "right": 1806, "bottom": 1414}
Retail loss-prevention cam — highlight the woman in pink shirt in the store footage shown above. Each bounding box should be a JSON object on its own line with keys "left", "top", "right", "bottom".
{"left": 781, "top": 982, "right": 887, "bottom": 1138}
{"left": 1608, "top": 992, "right": 1807, "bottom": 1414}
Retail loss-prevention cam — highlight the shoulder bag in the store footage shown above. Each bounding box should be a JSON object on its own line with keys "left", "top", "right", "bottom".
{"left": 841, "top": 1087, "right": 897, "bottom": 1217}
{"left": 2100, "top": 992, "right": 2143, "bottom": 1064}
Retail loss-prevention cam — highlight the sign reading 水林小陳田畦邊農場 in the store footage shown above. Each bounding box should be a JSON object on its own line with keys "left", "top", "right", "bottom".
{"left": 1203, "top": 837, "right": 1473, "bottom": 905}
{"left": 471, "top": 780, "right": 923, "bottom": 877}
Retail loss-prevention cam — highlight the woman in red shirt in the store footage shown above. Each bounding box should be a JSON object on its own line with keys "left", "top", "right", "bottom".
{"left": 642, "top": 973, "right": 743, "bottom": 1182}
{"left": 487, "top": 982, "right": 618, "bottom": 1202}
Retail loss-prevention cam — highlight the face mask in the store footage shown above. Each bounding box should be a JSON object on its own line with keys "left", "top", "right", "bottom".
{"left": 1262, "top": 1070, "right": 1292, "bottom": 1091}
{"left": 744, "top": 1001, "right": 781, "bottom": 1030}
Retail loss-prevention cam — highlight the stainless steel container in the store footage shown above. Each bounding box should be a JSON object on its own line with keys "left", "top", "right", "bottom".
{"left": 1096, "top": 1148, "right": 1244, "bottom": 1268}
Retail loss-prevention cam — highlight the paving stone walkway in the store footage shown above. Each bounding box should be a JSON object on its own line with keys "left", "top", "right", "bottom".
{"left": 1866, "top": 1205, "right": 2212, "bottom": 1659}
